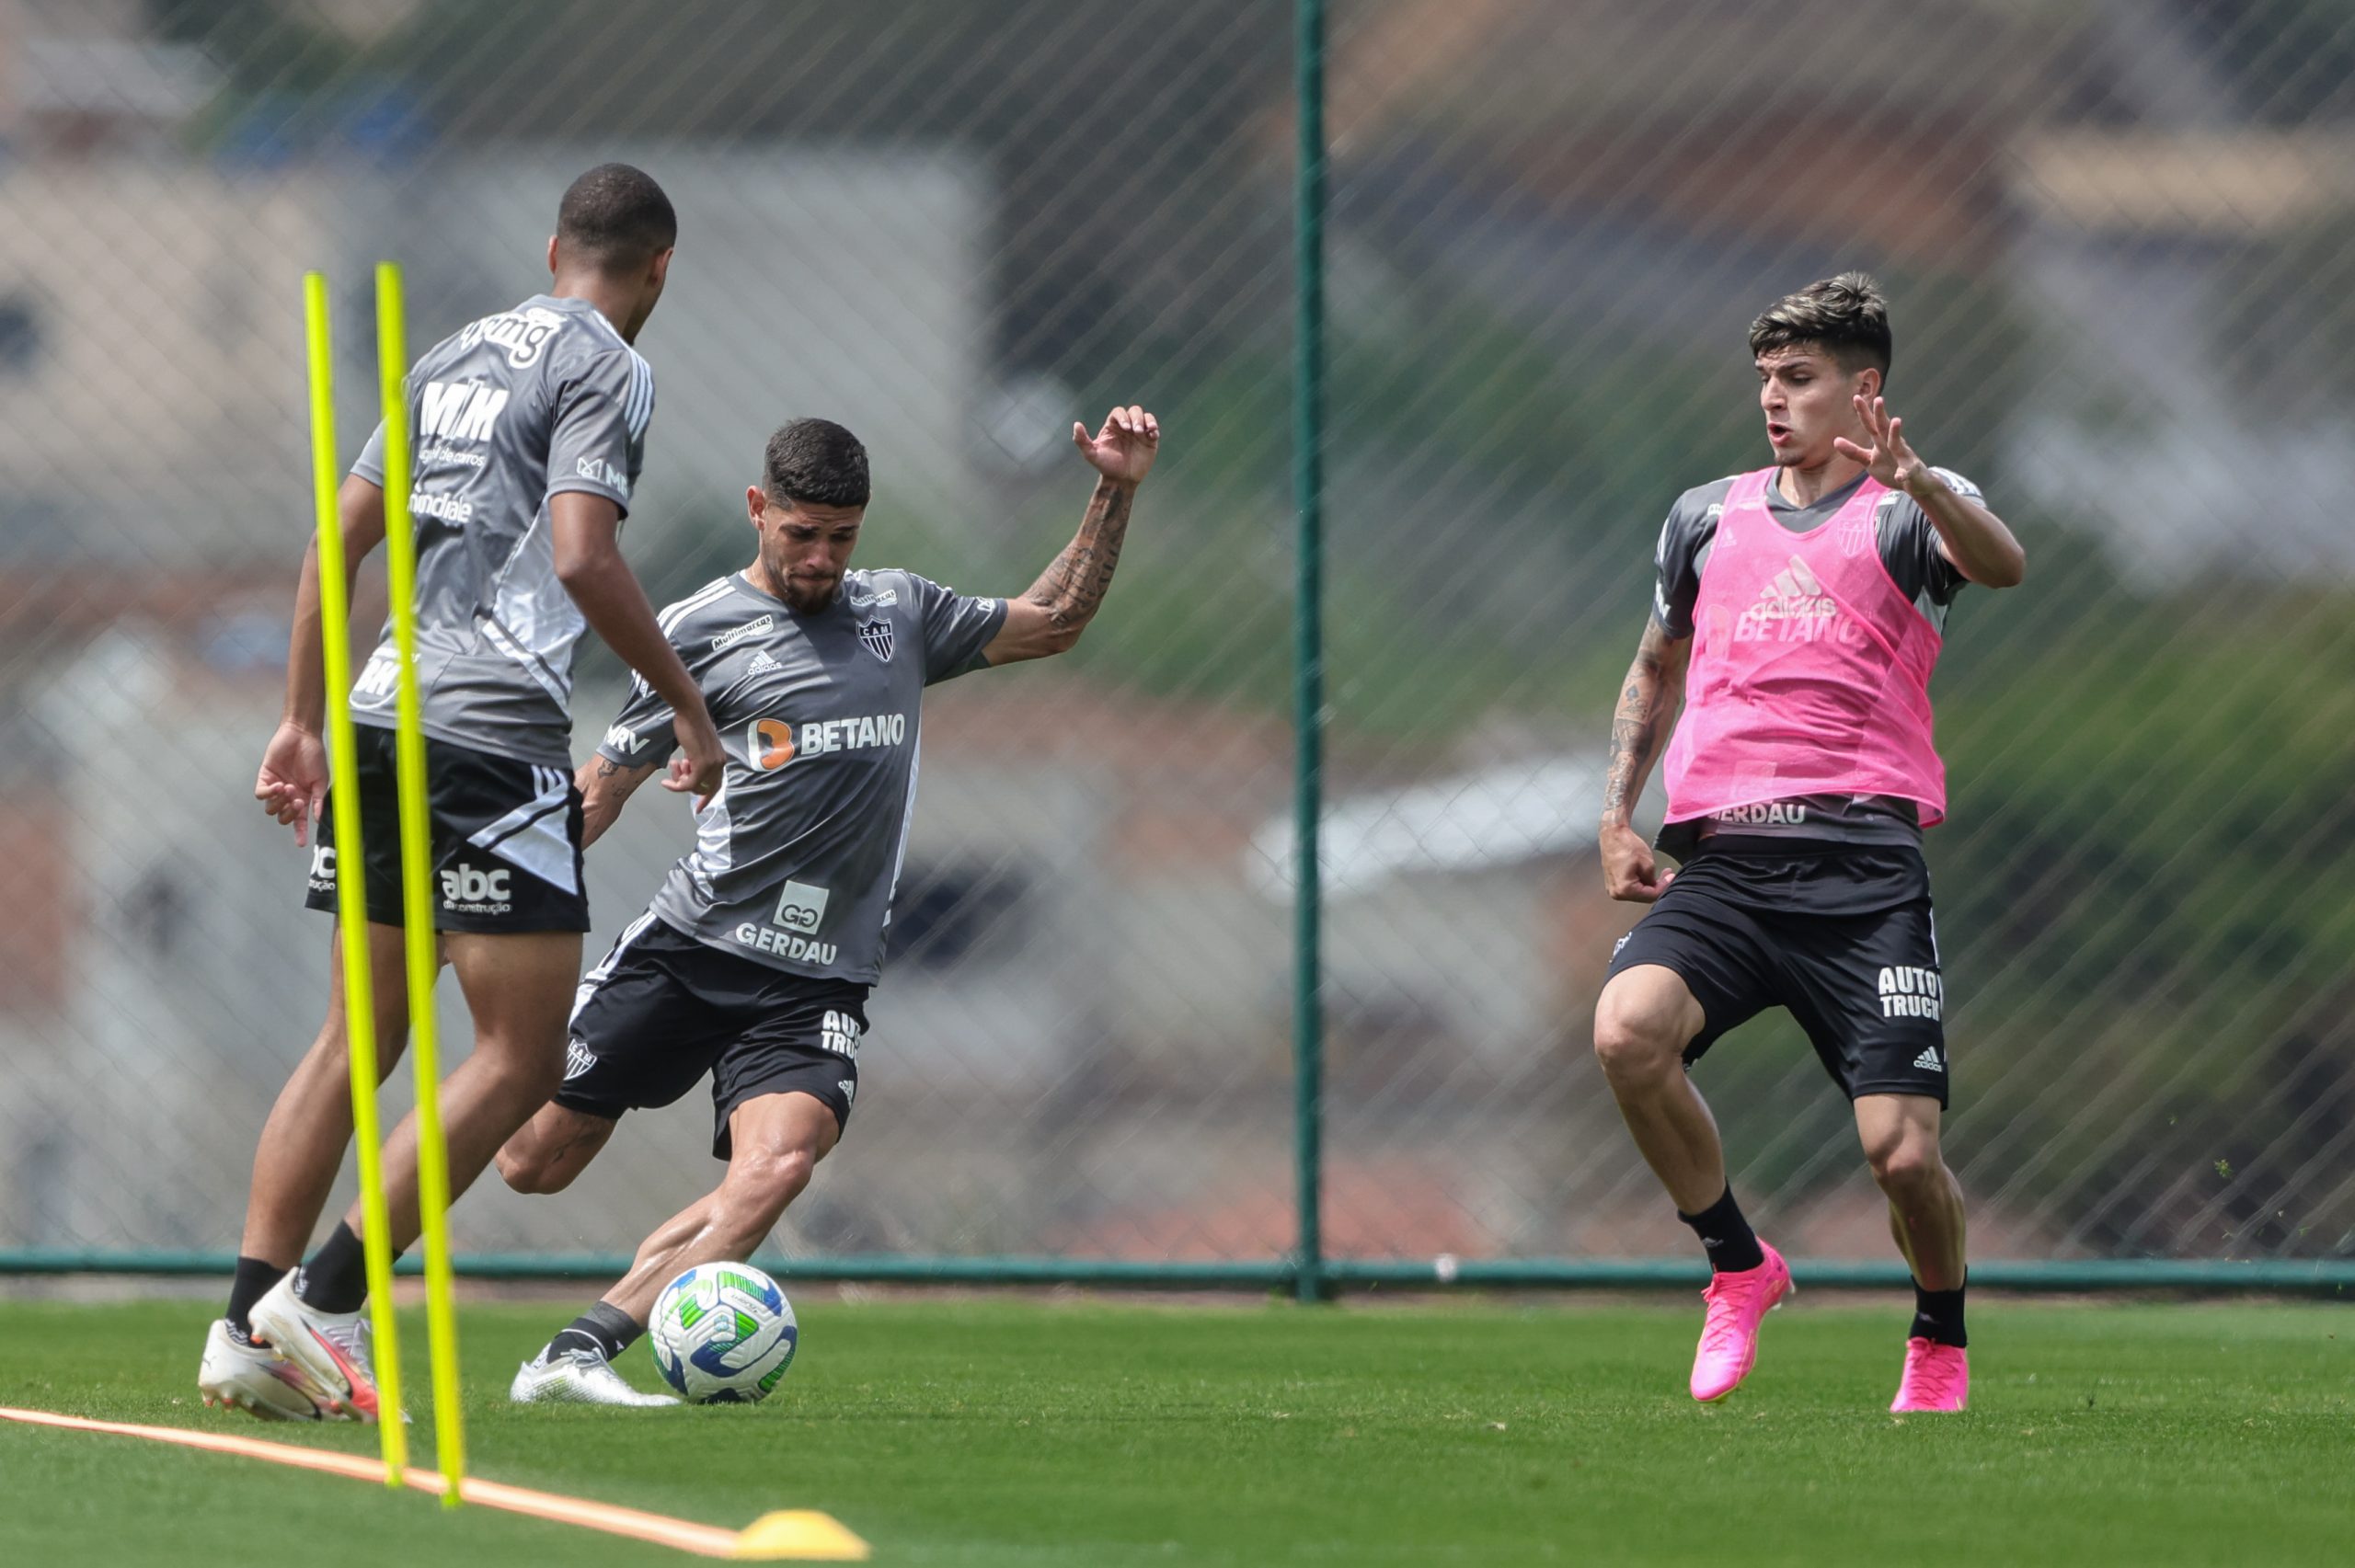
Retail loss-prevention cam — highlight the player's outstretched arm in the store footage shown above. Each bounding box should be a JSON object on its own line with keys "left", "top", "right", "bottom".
{"left": 1834, "top": 394, "right": 2026, "bottom": 589}
{"left": 549, "top": 491, "right": 726, "bottom": 804}
{"left": 258, "top": 474, "right": 386, "bottom": 845}
{"left": 981, "top": 406, "right": 1161, "bottom": 667}
{"left": 1599, "top": 620, "right": 1693, "bottom": 902}
{"left": 576, "top": 754, "right": 662, "bottom": 849}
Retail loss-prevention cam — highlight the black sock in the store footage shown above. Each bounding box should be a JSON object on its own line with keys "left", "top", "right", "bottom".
{"left": 547, "top": 1301, "right": 645, "bottom": 1363}
{"left": 293, "top": 1222, "right": 376, "bottom": 1315}
{"left": 1912, "top": 1279, "right": 1967, "bottom": 1348}
{"left": 226, "top": 1256, "right": 287, "bottom": 1338}
{"left": 1677, "top": 1185, "right": 1764, "bottom": 1275}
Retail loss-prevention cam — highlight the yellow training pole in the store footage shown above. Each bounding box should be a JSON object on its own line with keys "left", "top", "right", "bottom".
{"left": 373, "top": 260, "right": 465, "bottom": 1506}
{"left": 304, "top": 271, "right": 408, "bottom": 1483}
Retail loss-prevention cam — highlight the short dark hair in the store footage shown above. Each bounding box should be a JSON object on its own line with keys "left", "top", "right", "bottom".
{"left": 556, "top": 164, "right": 676, "bottom": 270}
{"left": 1749, "top": 272, "right": 1891, "bottom": 379}
{"left": 764, "top": 418, "right": 870, "bottom": 509}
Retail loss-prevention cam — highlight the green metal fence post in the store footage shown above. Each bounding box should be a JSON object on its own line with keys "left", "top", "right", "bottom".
{"left": 1291, "top": 0, "right": 1328, "bottom": 1306}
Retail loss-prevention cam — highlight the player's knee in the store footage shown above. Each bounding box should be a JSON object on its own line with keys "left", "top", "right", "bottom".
{"left": 494, "top": 1142, "right": 568, "bottom": 1195}
{"left": 476, "top": 1036, "right": 567, "bottom": 1103}
{"left": 740, "top": 1145, "right": 819, "bottom": 1203}
{"left": 357, "top": 1020, "right": 411, "bottom": 1083}
{"left": 304, "top": 1037, "right": 394, "bottom": 1096}
{"left": 493, "top": 1147, "right": 538, "bottom": 1192}
{"left": 1592, "top": 999, "right": 1683, "bottom": 1085}
{"left": 1866, "top": 1136, "right": 1941, "bottom": 1196}
{"left": 718, "top": 1148, "right": 817, "bottom": 1231}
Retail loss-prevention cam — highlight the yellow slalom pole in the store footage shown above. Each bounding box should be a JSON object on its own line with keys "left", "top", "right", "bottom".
{"left": 373, "top": 260, "right": 466, "bottom": 1507}
{"left": 303, "top": 272, "right": 408, "bottom": 1485}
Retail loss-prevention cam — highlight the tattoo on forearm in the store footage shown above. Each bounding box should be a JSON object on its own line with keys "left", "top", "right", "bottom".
{"left": 593, "top": 757, "right": 622, "bottom": 778}
{"left": 1602, "top": 624, "right": 1678, "bottom": 826}
{"left": 1023, "top": 478, "right": 1133, "bottom": 631}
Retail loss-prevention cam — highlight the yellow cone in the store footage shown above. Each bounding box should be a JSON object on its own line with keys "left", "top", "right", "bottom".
{"left": 732, "top": 1509, "right": 872, "bottom": 1561}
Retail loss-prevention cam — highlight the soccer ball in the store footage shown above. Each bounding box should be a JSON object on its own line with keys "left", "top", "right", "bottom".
{"left": 649, "top": 1262, "right": 798, "bottom": 1404}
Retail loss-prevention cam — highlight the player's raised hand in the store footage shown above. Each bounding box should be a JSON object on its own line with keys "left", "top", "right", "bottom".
{"left": 256, "top": 719, "right": 329, "bottom": 846}
{"left": 1073, "top": 406, "right": 1161, "bottom": 486}
{"left": 664, "top": 708, "right": 727, "bottom": 810}
{"left": 1833, "top": 395, "right": 1932, "bottom": 496}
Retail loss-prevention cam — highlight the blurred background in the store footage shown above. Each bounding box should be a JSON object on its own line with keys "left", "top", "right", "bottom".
{"left": 1, "top": 0, "right": 2350, "bottom": 1276}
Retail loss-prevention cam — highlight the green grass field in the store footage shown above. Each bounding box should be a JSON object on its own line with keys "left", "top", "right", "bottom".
{"left": 1, "top": 1296, "right": 2349, "bottom": 1565}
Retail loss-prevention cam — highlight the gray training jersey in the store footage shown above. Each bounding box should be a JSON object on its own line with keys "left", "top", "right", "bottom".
{"left": 349, "top": 294, "right": 655, "bottom": 767}
{"left": 596, "top": 567, "right": 1007, "bottom": 983}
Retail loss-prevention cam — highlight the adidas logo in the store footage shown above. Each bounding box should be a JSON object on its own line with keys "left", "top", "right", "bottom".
{"left": 1913, "top": 1046, "right": 1944, "bottom": 1073}
{"left": 1732, "top": 555, "right": 1853, "bottom": 646}
{"left": 746, "top": 649, "right": 783, "bottom": 676}
{"left": 1744, "top": 555, "right": 1837, "bottom": 621}
{"left": 838, "top": 1078, "right": 856, "bottom": 1101}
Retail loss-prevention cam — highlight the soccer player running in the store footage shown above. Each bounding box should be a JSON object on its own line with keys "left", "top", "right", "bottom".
{"left": 198, "top": 165, "right": 725, "bottom": 1422}
{"left": 1593, "top": 275, "right": 2024, "bottom": 1413}
{"left": 489, "top": 406, "right": 1156, "bottom": 1404}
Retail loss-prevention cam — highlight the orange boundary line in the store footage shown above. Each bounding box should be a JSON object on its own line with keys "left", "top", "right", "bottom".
{"left": 0, "top": 1406, "right": 750, "bottom": 1558}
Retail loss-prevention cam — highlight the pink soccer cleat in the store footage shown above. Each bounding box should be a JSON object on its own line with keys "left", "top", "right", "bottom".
{"left": 1890, "top": 1337, "right": 1970, "bottom": 1412}
{"left": 1689, "top": 1242, "right": 1793, "bottom": 1402}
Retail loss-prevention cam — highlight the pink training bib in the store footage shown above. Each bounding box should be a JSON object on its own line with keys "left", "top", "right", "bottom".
{"left": 1663, "top": 467, "right": 1947, "bottom": 828}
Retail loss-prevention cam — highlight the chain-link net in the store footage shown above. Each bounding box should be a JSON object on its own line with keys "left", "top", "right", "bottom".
{"left": 0, "top": 0, "right": 2349, "bottom": 1276}
{"left": 1310, "top": 0, "right": 2355, "bottom": 1269}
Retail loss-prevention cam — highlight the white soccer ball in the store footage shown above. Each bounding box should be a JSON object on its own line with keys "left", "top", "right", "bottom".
{"left": 648, "top": 1262, "right": 798, "bottom": 1404}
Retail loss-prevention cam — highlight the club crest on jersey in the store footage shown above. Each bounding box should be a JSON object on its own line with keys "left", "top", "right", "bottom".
{"left": 856, "top": 618, "right": 895, "bottom": 663}
{"left": 1846, "top": 495, "right": 1894, "bottom": 558}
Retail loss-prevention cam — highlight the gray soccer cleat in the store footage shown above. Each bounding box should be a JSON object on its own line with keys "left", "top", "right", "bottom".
{"left": 509, "top": 1345, "right": 680, "bottom": 1407}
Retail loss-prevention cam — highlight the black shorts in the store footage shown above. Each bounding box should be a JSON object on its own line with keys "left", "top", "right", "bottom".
{"left": 1605, "top": 841, "right": 1949, "bottom": 1106}
{"left": 303, "top": 724, "right": 590, "bottom": 933}
{"left": 556, "top": 915, "right": 870, "bottom": 1157}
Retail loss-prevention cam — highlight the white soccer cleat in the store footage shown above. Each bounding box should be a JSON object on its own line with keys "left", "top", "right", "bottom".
{"left": 247, "top": 1273, "right": 381, "bottom": 1422}
{"left": 510, "top": 1346, "right": 680, "bottom": 1407}
{"left": 198, "top": 1317, "right": 331, "bottom": 1422}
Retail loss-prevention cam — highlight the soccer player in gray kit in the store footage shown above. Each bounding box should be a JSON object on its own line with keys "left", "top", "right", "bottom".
{"left": 494, "top": 406, "right": 1157, "bottom": 1403}
{"left": 201, "top": 165, "right": 724, "bottom": 1423}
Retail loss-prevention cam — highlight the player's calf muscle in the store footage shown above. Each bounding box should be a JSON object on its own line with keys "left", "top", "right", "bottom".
{"left": 706, "top": 1188, "right": 799, "bottom": 1255}
{"left": 703, "top": 1101, "right": 834, "bottom": 1245}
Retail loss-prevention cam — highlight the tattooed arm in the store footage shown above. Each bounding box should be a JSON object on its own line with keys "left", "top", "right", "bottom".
{"left": 1599, "top": 620, "right": 1693, "bottom": 901}
{"left": 981, "top": 405, "right": 1161, "bottom": 666}
{"left": 576, "top": 754, "right": 662, "bottom": 850}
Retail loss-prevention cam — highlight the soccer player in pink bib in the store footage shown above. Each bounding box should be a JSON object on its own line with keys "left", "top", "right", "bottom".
{"left": 1593, "top": 275, "right": 2026, "bottom": 1413}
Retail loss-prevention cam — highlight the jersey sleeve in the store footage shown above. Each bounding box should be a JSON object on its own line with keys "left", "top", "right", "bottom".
{"left": 1649, "top": 490, "right": 1715, "bottom": 640}
{"left": 1878, "top": 468, "right": 1978, "bottom": 611}
{"left": 546, "top": 345, "right": 653, "bottom": 518}
{"left": 350, "top": 419, "right": 388, "bottom": 486}
{"left": 910, "top": 574, "right": 1008, "bottom": 686}
{"left": 594, "top": 671, "right": 676, "bottom": 769}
